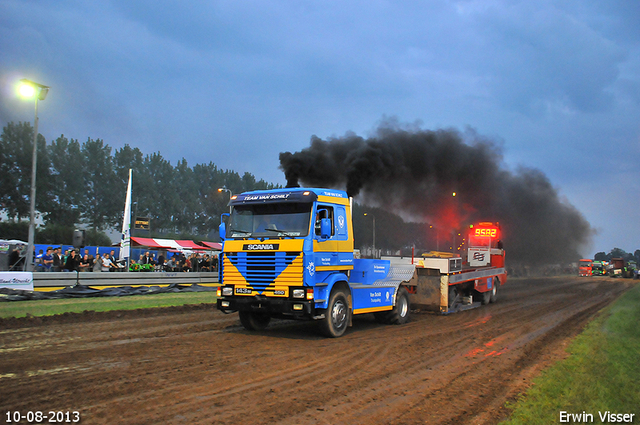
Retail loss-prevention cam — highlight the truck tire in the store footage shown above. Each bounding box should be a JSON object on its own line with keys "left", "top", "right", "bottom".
{"left": 374, "top": 287, "right": 411, "bottom": 325}
{"left": 489, "top": 278, "right": 499, "bottom": 303}
{"left": 478, "top": 289, "right": 491, "bottom": 305}
{"left": 239, "top": 311, "right": 271, "bottom": 331}
{"left": 387, "top": 286, "right": 410, "bottom": 325}
{"left": 319, "top": 288, "right": 350, "bottom": 338}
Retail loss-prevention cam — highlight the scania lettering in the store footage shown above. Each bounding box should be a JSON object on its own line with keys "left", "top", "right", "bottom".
{"left": 216, "top": 188, "right": 507, "bottom": 337}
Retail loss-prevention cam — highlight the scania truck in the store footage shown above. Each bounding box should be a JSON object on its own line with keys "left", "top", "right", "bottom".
{"left": 216, "top": 187, "right": 507, "bottom": 337}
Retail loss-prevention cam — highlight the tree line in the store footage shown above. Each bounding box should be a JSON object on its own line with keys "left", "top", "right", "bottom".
{"left": 0, "top": 121, "right": 277, "bottom": 244}
{"left": 594, "top": 248, "right": 640, "bottom": 265}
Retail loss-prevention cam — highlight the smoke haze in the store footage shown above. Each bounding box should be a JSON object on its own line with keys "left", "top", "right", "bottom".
{"left": 279, "top": 120, "right": 593, "bottom": 264}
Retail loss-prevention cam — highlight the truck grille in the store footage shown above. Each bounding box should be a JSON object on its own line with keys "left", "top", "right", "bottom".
{"left": 223, "top": 251, "right": 303, "bottom": 288}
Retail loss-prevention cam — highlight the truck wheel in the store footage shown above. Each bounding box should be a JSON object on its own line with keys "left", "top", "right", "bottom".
{"left": 479, "top": 290, "right": 491, "bottom": 305}
{"left": 489, "top": 278, "right": 499, "bottom": 303}
{"left": 239, "top": 311, "right": 271, "bottom": 331}
{"left": 320, "top": 289, "right": 350, "bottom": 338}
{"left": 388, "top": 286, "right": 410, "bottom": 325}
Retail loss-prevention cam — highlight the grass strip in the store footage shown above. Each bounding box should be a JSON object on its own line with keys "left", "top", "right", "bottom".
{"left": 0, "top": 292, "right": 217, "bottom": 318}
{"left": 502, "top": 283, "right": 640, "bottom": 424}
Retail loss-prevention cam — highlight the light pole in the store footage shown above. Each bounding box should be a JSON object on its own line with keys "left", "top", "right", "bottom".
{"left": 18, "top": 79, "right": 49, "bottom": 272}
{"left": 364, "top": 212, "right": 376, "bottom": 259}
{"left": 218, "top": 186, "right": 233, "bottom": 214}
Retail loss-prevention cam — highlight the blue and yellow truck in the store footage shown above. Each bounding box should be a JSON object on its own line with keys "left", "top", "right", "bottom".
{"left": 216, "top": 187, "right": 507, "bottom": 337}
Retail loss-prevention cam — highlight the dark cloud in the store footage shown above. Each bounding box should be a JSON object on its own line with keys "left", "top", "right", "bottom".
{"left": 280, "top": 120, "right": 594, "bottom": 264}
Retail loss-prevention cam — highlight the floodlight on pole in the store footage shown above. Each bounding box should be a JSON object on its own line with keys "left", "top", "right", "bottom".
{"left": 218, "top": 186, "right": 233, "bottom": 214}
{"left": 18, "top": 78, "right": 50, "bottom": 272}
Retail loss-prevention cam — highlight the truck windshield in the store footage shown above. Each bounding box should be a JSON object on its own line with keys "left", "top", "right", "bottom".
{"left": 228, "top": 202, "right": 312, "bottom": 238}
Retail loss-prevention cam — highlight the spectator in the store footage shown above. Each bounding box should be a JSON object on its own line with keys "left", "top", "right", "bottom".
{"left": 141, "top": 251, "right": 155, "bottom": 265}
{"left": 52, "top": 248, "right": 62, "bottom": 272}
{"left": 42, "top": 247, "right": 54, "bottom": 272}
{"left": 166, "top": 256, "right": 176, "bottom": 272}
{"left": 109, "top": 250, "right": 125, "bottom": 271}
{"left": 188, "top": 253, "right": 198, "bottom": 272}
{"left": 35, "top": 249, "right": 44, "bottom": 271}
{"left": 212, "top": 253, "right": 219, "bottom": 271}
{"left": 156, "top": 252, "right": 165, "bottom": 272}
{"left": 101, "top": 253, "right": 113, "bottom": 272}
{"left": 183, "top": 255, "right": 192, "bottom": 272}
{"left": 200, "top": 254, "right": 211, "bottom": 272}
{"left": 8, "top": 247, "right": 23, "bottom": 271}
{"left": 175, "top": 253, "right": 185, "bottom": 272}
{"left": 64, "top": 250, "right": 80, "bottom": 271}
{"left": 93, "top": 254, "right": 102, "bottom": 272}
{"left": 63, "top": 249, "right": 70, "bottom": 264}
{"left": 78, "top": 254, "right": 92, "bottom": 272}
{"left": 158, "top": 257, "right": 167, "bottom": 272}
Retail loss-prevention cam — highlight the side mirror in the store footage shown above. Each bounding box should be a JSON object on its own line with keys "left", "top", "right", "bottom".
{"left": 219, "top": 213, "right": 230, "bottom": 241}
{"left": 320, "top": 218, "right": 332, "bottom": 239}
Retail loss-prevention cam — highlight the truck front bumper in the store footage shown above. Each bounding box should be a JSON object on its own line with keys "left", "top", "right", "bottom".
{"left": 217, "top": 296, "right": 315, "bottom": 318}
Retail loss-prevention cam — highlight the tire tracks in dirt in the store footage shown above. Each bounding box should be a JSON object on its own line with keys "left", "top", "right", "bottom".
{"left": 0, "top": 276, "right": 635, "bottom": 424}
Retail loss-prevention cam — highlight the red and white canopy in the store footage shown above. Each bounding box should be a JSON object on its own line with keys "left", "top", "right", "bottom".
{"left": 130, "top": 237, "right": 220, "bottom": 251}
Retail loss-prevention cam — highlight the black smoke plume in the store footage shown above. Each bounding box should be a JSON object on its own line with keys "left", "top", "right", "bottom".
{"left": 279, "top": 120, "right": 593, "bottom": 265}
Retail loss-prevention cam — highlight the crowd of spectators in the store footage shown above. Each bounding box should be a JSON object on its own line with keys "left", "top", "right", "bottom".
{"left": 32, "top": 248, "right": 218, "bottom": 273}
{"left": 129, "top": 251, "right": 218, "bottom": 272}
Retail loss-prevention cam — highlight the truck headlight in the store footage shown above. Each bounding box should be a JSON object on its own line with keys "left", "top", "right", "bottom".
{"left": 292, "top": 289, "right": 305, "bottom": 298}
{"left": 222, "top": 287, "right": 233, "bottom": 296}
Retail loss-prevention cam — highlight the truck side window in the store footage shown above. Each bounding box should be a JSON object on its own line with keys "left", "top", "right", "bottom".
{"left": 314, "top": 206, "right": 334, "bottom": 237}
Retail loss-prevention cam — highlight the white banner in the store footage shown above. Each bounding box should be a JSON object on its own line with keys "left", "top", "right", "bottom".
{"left": 120, "top": 169, "right": 133, "bottom": 261}
{"left": 0, "top": 272, "right": 34, "bottom": 291}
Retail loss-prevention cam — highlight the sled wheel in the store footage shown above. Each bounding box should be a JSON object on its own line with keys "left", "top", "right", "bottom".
{"left": 239, "top": 311, "right": 271, "bottom": 331}
{"left": 448, "top": 286, "right": 459, "bottom": 309}
{"left": 489, "top": 278, "right": 499, "bottom": 303}
{"left": 479, "top": 290, "right": 491, "bottom": 305}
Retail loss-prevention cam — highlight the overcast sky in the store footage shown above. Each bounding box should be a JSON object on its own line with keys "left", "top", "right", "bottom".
{"left": 1, "top": 0, "right": 639, "bottom": 257}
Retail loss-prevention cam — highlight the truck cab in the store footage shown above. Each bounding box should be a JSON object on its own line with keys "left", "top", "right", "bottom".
{"left": 578, "top": 259, "right": 593, "bottom": 276}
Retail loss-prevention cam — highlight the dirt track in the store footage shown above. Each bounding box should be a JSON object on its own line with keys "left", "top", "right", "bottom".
{"left": 0, "top": 276, "right": 635, "bottom": 425}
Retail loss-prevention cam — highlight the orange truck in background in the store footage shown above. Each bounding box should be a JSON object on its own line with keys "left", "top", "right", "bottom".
{"left": 578, "top": 259, "right": 593, "bottom": 276}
